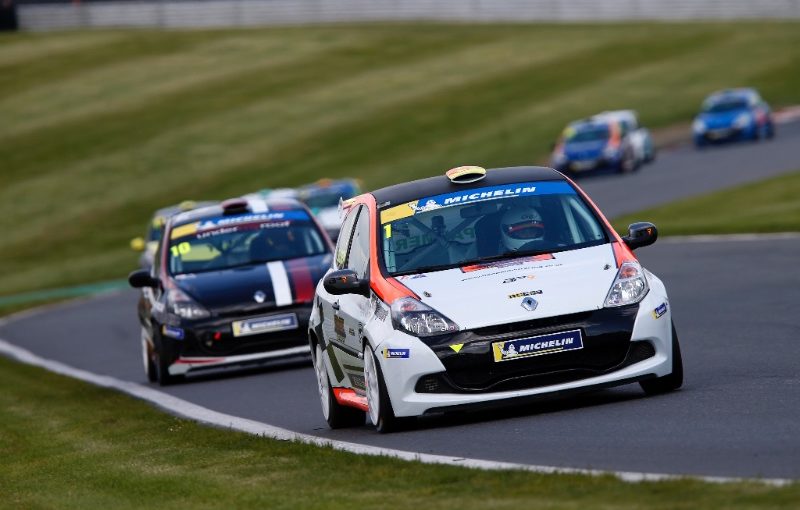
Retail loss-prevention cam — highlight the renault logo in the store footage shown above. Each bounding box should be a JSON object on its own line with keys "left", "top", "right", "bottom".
{"left": 521, "top": 297, "right": 538, "bottom": 311}
{"left": 254, "top": 290, "right": 266, "bottom": 303}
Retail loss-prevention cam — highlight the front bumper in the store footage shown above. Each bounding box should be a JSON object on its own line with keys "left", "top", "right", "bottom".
{"left": 374, "top": 291, "right": 673, "bottom": 417}
{"left": 164, "top": 305, "right": 313, "bottom": 375}
{"left": 696, "top": 125, "right": 754, "bottom": 143}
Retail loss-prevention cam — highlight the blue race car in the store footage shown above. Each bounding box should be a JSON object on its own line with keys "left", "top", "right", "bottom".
{"left": 693, "top": 88, "right": 775, "bottom": 147}
{"left": 550, "top": 118, "right": 638, "bottom": 176}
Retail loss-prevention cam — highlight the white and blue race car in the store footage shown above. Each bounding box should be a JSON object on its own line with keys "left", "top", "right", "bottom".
{"left": 310, "top": 166, "right": 683, "bottom": 432}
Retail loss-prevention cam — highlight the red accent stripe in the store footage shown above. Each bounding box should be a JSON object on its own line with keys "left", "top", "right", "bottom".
{"left": 332, "top": 388, "right": 369, "bottom": 411}
{"left": 285, "top": 259, "right": 315, "bottom": 303}
{"left": 611, "top": 241, "right": 637, "bottom": 268}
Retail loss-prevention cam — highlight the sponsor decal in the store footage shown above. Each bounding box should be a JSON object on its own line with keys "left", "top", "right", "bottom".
{"left": 162, "top": 325, "right": 185, "bottom": 340}
{"left": 652, "top": 302, "right": 668, "bottom": 319}
{"left": 374, "top": 302, "right": 388, "bottom": 322}
{"left": 396, "top": 273, "right": 428, "bottom": 281}
{"left": 390, "top": 228, "right": 475, "bottom": 252}
{"left": 492, "top": 329, "right": 583, "bottom": 362}
{"left": 520, "top": 296, "right": 538, "bottom": 311}
{"left": 508, "top": 289, "right": 543, "bottom": 299}
{"left": 383, "top": 348, "right": 410, "bottom": 359}
{"left": 460, "top": 262, "right": 562, "bottom": 281}
{"left": 449, "top": 343, "right": 464, "bottom": 353}
{"left": 232, "top": 313, "right": 298, "bottom": 337}
{"left": 461, "top": 254, "right": 554, "bottom": 273}
{"left": 379, "top": 181, "right": 575, "bottom": 224}
{"left": 502, "top": 274, "right": 536, "bottom": 284}
{"left": 197, "top": 211, "right": 308, "bottom": 230}
{"left": 334, "top": 315, "right": 345, "bottom": 338}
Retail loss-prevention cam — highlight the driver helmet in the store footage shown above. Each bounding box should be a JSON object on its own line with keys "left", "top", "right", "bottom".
{"left": 500, "top": 207, "right": 545, "bottom": 251}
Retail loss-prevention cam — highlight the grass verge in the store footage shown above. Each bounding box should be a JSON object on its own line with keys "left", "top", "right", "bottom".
{"left": 2, "top": 23, "right": 800, "bottom": 296}
{"left": 612, "top": 171, "right": 800, "bottom": 235}
{"left": 0, "top": 355, "right": 797, "bottom": 509}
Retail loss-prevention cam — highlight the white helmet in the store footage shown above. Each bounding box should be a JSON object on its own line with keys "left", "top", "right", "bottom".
{"left": 500, "top": 207, "right": 545, "bottom": 252}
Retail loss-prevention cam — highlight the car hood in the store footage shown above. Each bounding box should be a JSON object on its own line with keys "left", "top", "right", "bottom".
{"left": 563, "top": 140, "right": 607, "bottom": 159}
{"left": 174, "top": 253, "right": 332, "bottom": 314}
{"left": 697, "top": 108, "right": 748, "bottom": 129}
{"left": 398, "top": 244, "right": 618, "bottom": 330}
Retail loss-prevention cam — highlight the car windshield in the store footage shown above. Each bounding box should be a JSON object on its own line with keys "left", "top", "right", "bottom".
{"left": 380, "top": 181, "right": 608, "bottom": 275}
{"left": 303, "top": 187, "right": 357, "bottom": 209}
{"left": 704, "top": 99, "right": 748, "bottom": 113}
{"left": 565, "top": 125, "right": 609, "bottom": 143}
{"left": 168, "top": 211, "right": 327, "bottom": 275}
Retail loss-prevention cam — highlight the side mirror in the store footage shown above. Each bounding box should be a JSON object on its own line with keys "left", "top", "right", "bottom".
{"left": 622, "top": 222, "right": 658, "bottom": 250}
{"left": 323, "top": 269, "right": 369, "bottom": 297}
{"left": 128, "top": 269, "right": 160, "bottom": 289}
{"left": 130, "top": 237, "right": 146, "bottom": 252}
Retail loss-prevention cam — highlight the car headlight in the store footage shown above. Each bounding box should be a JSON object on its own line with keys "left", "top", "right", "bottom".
{"left": 391, "top": 297, "right": 459, "bottom": 337}
{"left": 692, "top": 119, "right": 706, "bottom": 133}
{"left": 166, "top": 288, "right": 210, "bottom": 319}
{"left": 733, "top": 113, "right": 751, "bottom": 129}
{"left": 604, "top": 262, "right": 649, "bottom": 307}
{"left": 602, "top": 146, "right": 619, "bottom": 159}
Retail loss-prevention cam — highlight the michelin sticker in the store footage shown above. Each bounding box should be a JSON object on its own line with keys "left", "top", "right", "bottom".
{"left": 652, "top": 302, "right": 668, "bottom": 319}
{"left": 492, "top": 329, "right": 583, "bottom": 362}
{"left": 383, "top": 348, "right": 410, "bottom": 359}
{"left": 380, "top": 181, "right": 575, "bottom": 224}
{"left": 232, "top": 313, "right": 298, "bottom": 337}
{"left": 162, "top": 325, "right": 185, "bottom": 340}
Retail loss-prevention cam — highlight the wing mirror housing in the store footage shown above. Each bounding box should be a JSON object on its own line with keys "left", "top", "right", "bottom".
{"left": 323, "top": 269, "right": 370, "bottom": 297}
{"left": 128, "top": 269, "right": 160, "bottom": 289}
{"left": 622, "top": 222, "right": 658, "bottom": 250}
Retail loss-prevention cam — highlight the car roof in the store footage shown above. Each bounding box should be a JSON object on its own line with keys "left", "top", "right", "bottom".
{"left": 369, "top": 166, "right": 564, "bottom": 208}
{"left": 594, "top": 110, "right": 637, "bottom": 122}
{"left": 152, "top": 200, "right": 218, "bottom": 220}
{"left": 170, "top": 196, "right": 308, "bottom": 227}
{"left": 300, "top": 178, "right": 359, "bottom": 195}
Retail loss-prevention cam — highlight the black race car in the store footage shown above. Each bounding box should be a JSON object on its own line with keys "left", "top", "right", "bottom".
{"left": 128, "top": 196, "right": 333, "bottom": 385}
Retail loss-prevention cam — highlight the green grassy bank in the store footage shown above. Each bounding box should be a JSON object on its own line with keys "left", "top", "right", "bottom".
{"left": 3, "top": 23, "right": 800, "bottom": 297}
{"left": 0, "top": 355, "right": 796, "bottom": 509}
{"left": 612, "top": 171, "right": 800, "bottom": 235}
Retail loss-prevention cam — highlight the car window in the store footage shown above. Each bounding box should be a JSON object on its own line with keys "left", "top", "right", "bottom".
{"left": 346, "top": 207, "right": 370, "bottom": 280}
{"left": 167, "top": 211, "right": 327, "bottom": 275}
{"left": 380, "top": 181, "right": 607, "bottom": 275}
{"left": 335, "top": 206, "right": 360, "bottom": 269}
{"left": 566, "top": 125, "right": 609, "bottom": 142}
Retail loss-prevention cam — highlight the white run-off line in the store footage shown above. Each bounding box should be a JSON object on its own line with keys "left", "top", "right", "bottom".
{"left": 660, "top": 232, "right": 800, "bottom": 243}
{"left": 0, "top": 337, "right": 793, "bottom": 487}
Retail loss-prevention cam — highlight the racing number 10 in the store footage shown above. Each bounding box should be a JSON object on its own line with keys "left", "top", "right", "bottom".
{"left": 170, "top": 242, "right": 191, "bottom": 257}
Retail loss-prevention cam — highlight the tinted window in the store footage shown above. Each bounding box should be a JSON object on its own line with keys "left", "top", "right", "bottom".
{"left": 380, "top": 181, "right": 607, "bottom": 275}
{"left": 168, "top": 211, "right": 327, "bottom": 275}
{"left": 704, "top": 99, "right": 748, "bottom": 113}
{"left": 347, "top": 208, "right": 371, "bottom": 279}
{"left": 566, "top": 125, "right": 609, "bottom": 142}
{"left": 335, "top": 206, "right": 360, "bottom": 269}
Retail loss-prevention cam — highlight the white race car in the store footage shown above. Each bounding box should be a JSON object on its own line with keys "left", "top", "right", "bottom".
{"left": 310, "top": 165, "right": 682, "bottom": 432}
{"left": 593, "top": 110, "right": 656, "bottom": 165}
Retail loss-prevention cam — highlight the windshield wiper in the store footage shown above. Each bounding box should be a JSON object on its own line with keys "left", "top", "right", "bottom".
{"left": 457, "top": 249, "right": 554, "bottom": 268}
{"left": 392, "top": 263, "right": 460, "bottom": 277}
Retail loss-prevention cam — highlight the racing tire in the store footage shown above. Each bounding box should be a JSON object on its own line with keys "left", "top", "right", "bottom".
{"left": 141, "top": 327, "right": 157, "bottom": 383}
{"left": 640, "top": 321, "right": 684, "bottom": 395}
{"left": 364, "top": 344, "right": 411, "bottom": 433}
{"left": 618, "top": 149, "right": 636, "bottom": 174}
{"left": 314, "top": 344, "right": 365, "bottom": 429}
{"left": 153, "top": 329, "right": 180, "bottom": 386}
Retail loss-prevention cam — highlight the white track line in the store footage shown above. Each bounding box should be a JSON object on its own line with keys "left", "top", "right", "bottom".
{"left": 0, "top": 338, "right": 792, "bottom": 486}
{"left": 659, "top": 232, "right": 800, "bottom": 243}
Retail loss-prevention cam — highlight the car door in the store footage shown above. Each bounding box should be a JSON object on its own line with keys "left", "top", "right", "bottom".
{"left": 335, "top": 205, "right": 373, "bottom": 394}
{"left": 318, "top": 205, "right": 361, "bottom": 388}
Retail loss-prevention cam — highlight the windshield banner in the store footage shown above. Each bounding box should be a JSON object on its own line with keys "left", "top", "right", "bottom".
{"left": 380, "top": 181, "right": 574, "bottom": 224}
{"left": 171, "top": 211, "right": 309, "bottom": 240}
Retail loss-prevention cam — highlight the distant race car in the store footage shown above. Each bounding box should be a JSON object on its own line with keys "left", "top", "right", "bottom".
{"left": 550, "top": 118, "right": 638, "bottom": 176}
{"left": 130, "top": 200, "right": 217, "bottom": 270}
{"left": 128, "top": 197, "right": 333, "bottom": 385}
{"left": 310, "top": 165, "right": 683, "bottom": 432}
{"left": 593, "top": 110, "right": 655, "bottom": 164}
{"left": 298, "top": 179, "right": 361, "bottom": 241}
{"left": 693, "top": 88, "right": 775, "bottom": 147}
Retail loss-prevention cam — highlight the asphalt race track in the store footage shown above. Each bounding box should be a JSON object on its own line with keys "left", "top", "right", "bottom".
{"left": 2, "top": 124, "right": 800, "bottom": 480}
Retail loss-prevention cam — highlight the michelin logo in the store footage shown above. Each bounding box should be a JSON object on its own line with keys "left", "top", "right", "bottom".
{"left": 652, "top": 302, "right": 668, "bottom": 319}
{"left": 493, "top": 329, "right": 583, "bottom": 362}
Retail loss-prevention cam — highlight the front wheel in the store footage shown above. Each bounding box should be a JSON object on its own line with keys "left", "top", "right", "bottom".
{"left": 315, "top": 344, "right": 365, "bottom": 428}
{"left": 153, "top": 329, "right": 180, "bottom": 386}
{"left": 141, "top": 327, "right": 157, "bottom": 383}
{"left": 640, "top": 321, "right": 684, "bottom": 395}
{"left": 364, "top": 345, "right": 410, "bottom": 433}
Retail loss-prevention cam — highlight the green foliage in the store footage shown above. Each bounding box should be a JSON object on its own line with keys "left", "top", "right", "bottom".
{"left": 2, "top": 23, "right": 800, "bottom": 295}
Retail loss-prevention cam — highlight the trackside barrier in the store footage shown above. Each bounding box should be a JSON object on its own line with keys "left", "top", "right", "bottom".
{"left": 18, "top": 0, "right": 800, "bottom": 30}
